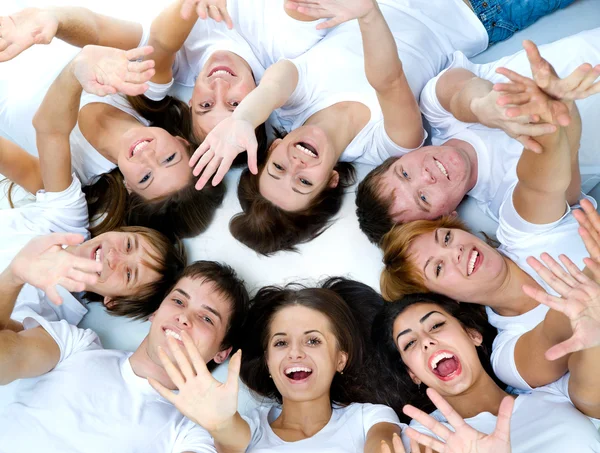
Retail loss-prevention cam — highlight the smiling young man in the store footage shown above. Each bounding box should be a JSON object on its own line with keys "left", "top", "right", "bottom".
{"left": 356, "top": 30, "right": 600, "bottom": 244}
{"left": 0, "top": 237, "right": 249, "bottom": 453}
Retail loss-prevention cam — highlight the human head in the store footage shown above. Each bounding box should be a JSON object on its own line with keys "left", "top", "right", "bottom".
{"left": 190, "top": 50, "right": 257, "bottom": 140}
{"left": 380, "top": 217, "right": 506, "bottom": 303}
{"left": 240, "top": 279, "right": 379, "bottom": 406}
{"left": 371, "top": 293, "right": 496, "bottom": 415}
{"left": 230, "top": 132, "right": 356, "bottom": 254}
{"left": 147, "top": 260, "right": 249, "bottom": 371}
{"left": 357, "top": 145, "right": 478, "bottom": 243}
{"left": 79, "top": 226, "right": 187, "bottom": 319}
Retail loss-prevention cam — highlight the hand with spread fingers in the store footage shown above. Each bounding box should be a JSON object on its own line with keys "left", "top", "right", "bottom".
{"left": 189, "top": 117, "right": 258, "bottom": 190}
{"left": 180, "top": 0, "right": 233, "bottom": 29}
{"left": 523, "top": 251, "right": 600, "bottom": 362}
{"left": 573, "top": 198, "right": 600, "bottom": 281}
{"left": 71, "top": 45, "right": 155, "bottom": 97}
{"left": 148, "top": 331, "right": 241, "bottom": 433}
{"left": 8, "top": 233, "right": 102, "bottom": 306}
{"left": 0, "top": 8, "right": 59, "bottom": 63}
{"left": 285, "top": 0, "right": 377, "bottom": 30}
{"left": 403, "top": 388, "right": 514, "bottom": 453}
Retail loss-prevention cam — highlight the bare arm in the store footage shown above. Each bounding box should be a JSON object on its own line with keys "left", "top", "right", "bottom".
{"left": 0, "top": 137, "right": 42, "bottom": 194}
{"left": 364, "top": 422, "right": 402, "bottom": 453}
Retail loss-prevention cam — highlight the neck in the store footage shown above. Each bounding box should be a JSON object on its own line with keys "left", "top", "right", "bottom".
{"left": 129, "top": 337, "right": 178, "bottom": 390}
{"left": 445, "top": 138, "right": 478, "bottom": 192}
{"left": 444, "top": 371, "right": 511, "bottom": 419}
{"left": 272, "top": 393, "right": 333, "bottom": 438}
{"left": 482, "top": 257, "right": 541, "bottom": 317}
{"left": 86, "top": 107, "right": 141, "bottom": 164}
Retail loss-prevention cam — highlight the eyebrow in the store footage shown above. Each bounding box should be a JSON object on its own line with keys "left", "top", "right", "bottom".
{"left": 395, "top": 311, "right": 443, "bottom": 341}
{"left": 174, "top": 288, "right": 223, "bottom": 321}
{"left": 272, "top": 329, "right": 323, "bottom": 338}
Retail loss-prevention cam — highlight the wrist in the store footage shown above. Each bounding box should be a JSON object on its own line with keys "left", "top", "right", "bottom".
{"left": 357, "top": 2, "right": 380, "bottom": 24}
{"left": 3, "top": 265, "right": 25, "bottom": 289}
{"left": 208, "top": 414, "right": 239, "bottom": 439}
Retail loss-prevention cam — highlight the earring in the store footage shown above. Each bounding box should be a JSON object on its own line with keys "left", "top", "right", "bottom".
{"left": 340, "top": 371, "right": 344, "bottom": 375}
{"left": 269, "top": 374, "right": 272, "bottom": 378}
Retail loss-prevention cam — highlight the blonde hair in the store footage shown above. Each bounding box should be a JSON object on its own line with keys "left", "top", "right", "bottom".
{"left": 380, "top": 216, "right": 469, "bottom": 301}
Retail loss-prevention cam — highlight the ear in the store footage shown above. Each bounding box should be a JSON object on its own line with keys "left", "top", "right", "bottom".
{"left": 450, "top": 210, "right": 458, "bottom": 217}
{"left": 336, "top": 350, "right": 348, "bottom": 373}
{"left": 466, "top": 328, "right": 483, "bottom": 347}
{"left": 122, "top": 178, "right": 132, "bottom": 194}
{"left": 408, "top": 368, "right": 421, "bottom": 386}
{"left": 149, "top": 313, "right": 155, "bottom": 322}
{"left": 103, "top": 296, "right": 116, "bottom": 309}
{"left": 175, "top": 136, "right": 190, "bottom": 147}
{"left": 213, "top": 346, "right": 233, "bottom": 364}
{"left": 268, "top": 138, "right": 282, "bottom": 154}
{"left": 328, "top": 170, "right": 340, "bottom": 189}
{"left": 188, "top": 98, "right": 192, "bottom": 107}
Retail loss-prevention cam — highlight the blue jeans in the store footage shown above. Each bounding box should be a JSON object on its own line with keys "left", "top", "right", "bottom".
{"left": 470, "top": 0, "right": 578, "bottom": 46}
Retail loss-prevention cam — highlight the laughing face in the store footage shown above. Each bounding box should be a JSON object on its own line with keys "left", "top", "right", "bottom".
{"left": 117, "top": 126, "right": 193, "bottom": 200}
{"left": 392, "top": 303, "right": 484, "bottom": 396}
{"left": 266, "top": 305, "right": 347, "bottom": 402}
{"left": 190, "top": 50, "right": 257, "bottom": 139}
{"left": 147, "top": 276, "right": 233, "bottom": 366}
{"left": 407, "top": 228, "right": 507, "bottom": 303}
{"left": 258, "top": 125, "right": 339, "bottom": 212}
{"left": 67, "top": 231, "right": 162, "bottom": 303}
{"left": 379, "top": 144, "right": 477, "bottom": 223}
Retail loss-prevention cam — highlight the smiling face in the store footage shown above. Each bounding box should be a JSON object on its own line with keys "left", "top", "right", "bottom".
{"left": 117, "top": 126, "right": 193, "bottom": 200}
{"left": 68, "top": 231, "right": 162, "bottom": 302}
{"left": 258, "top": 126, "right": 339, "bottom": 212}
{"left": 407, "top": 228, "right": 506, "bottom": 303}
{"left": 148, "top": 277, "right": 233, "bottom": 366}
{"left": 379, "top": 145, "right": 477, "bottom": 223}
{"left": 392, "top": 303, "right": 484, "bottom": 397}
{"left": 190, "top": 50, "right": 256, "bottom": 139}
{"left": 266, "top": 305, "right": 347, "bottom": 403}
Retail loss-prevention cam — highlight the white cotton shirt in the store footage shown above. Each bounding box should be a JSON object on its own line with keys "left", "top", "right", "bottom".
{"left": 420, "top": 28, "right": 600, "bottom": 221}
{"left": 408, "top": 374, "right": 600, "bottom": 453}
{"left": 242, "top": 402, "right": 403, "bottom": 452}
{"left": 275, "top": 0, "right": 487, "bottom": 166}
{"left": 0, "top": 176, "right": 91, "bottom": 325}
{"left": 486, "top": 188, "right": 598, "bottom": 389}
{"left": 0, "top": 314, "right": 216, "bottom": 453}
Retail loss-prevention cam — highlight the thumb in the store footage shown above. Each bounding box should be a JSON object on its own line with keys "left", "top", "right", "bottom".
{"left": 545, "top": 336, "right": 581, "bottom": 361}
{"left": 44, "top": 233, "right": 86, "bottom": 248}
{"left": 226, "top": 349, "right": 242, "bottom": 389}
{"left": 247, "top": 145, "right": 258, "bottom": 174}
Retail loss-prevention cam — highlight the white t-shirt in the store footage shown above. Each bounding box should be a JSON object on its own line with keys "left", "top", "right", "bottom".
{"left": 0, "top": 314, "right": 216, "bottom": 453}
{"left": 242, "top": 403, "right": 403, "bottom": 452}
{"left": 420, "top": 28, "right": 600, "bottom": 221}
{"left": 408, "top": 375, "right": 600, "bottom": 453}
{"left": 0, "top": 176, "right": 91, "bottom": 325}
{"left": 486, "top": 188, "right": 598, "bottom": 389}
{"left": 275, "top": 0, "right": 486, "bottom": 166}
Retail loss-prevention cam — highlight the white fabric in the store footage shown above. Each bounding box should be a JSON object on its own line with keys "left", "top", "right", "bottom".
{"left": 408, "top": 374, "right": 600, "bottom": 453}
{"left": 486, "top": 190, "right": 598, "bottom": 389}
{"left": 420, "top": 28, "right": 600, "bottom": 221}
{"left": 275, "top": 0, "right": 486, "bottom": 166}
{"left": 242, "top": 403, "right": 403, "bottom": 452}
{"left": 0, "top": 314, "right": 216, "bottom": 453}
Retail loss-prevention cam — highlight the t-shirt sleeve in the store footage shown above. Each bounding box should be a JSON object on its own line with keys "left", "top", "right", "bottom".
{"left": 362, "top": 403, "right": 405, "bottom": 436}
{"left": 173, "top": 419, "right": 217, "bottom": 453}
{"left": 241, "top": 409, "right": 265, "bottom": 448}
{"left": 284, "top": 57, "right": 316, "bottom": 113}
{"left": 357, "top": 121, "right": 427, "bottom": 166}
{"left": 22, "top": 314, "right": 102, "bottom": 363}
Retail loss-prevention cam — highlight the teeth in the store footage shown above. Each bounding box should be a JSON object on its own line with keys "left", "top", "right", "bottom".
{"left": 284, "top": 366, "right": 313, "bottom": 375}
{"left": 95, "top": 249, "right": 101, "bottom": 262}
{"left": 431, "top": 352, "right": 454, "bottom": 369}
{"left": 434, "top": 159, "right": 448, "bottom": 178}
{"left": 165, "top": 329, "right": 182, "bottom": 341}
{"left": 467, "top": 250, "right": 479, "bottom": 276}
{"left": 295, "top": 143, "right": 317, "bottom": 158}
{"left": 132, "top": 140, "right": 150, "bottom": 156}
{"left": 212, "top": 69, "right": 233, "bottom": 76}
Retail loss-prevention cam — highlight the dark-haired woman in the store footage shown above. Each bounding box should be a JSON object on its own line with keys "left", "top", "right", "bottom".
{"left": 371, "top": 266, "right": 600, "bottom": 452}
{"left": 151, "top": 278, "right": 408, "bottom": 451}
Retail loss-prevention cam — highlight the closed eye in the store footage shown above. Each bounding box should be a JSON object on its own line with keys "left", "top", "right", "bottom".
{"left": 403, "top": 339, "right": 416, "bottom": 351}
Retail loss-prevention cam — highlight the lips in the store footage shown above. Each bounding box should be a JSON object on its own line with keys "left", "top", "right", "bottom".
{"left": 467, "top": 248, "right": 483, "bottom": 276}
{"left": 163, "top": 327, "right": 184, "bottom": 345}
{"left": 129, "top": 139, "right": 152, "bottom": 159}
{"left": 433, "top": 157, "right": 449, "bottom": 180}
{"left": 429, "top": 350, "right": 462, "bottom": 381}
{"left": 294, "top": 142, "right": 318, "bottom": 158}
{"left": 284, "top": 365, "right": 313, "bottom": 383}
{"left": 208, "top": 66, "right": 236, "bottom": 78}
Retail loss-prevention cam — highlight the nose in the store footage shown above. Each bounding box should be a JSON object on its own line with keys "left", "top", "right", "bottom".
{"left": 289, "top": 153, "right": 307, "bottom": 170}
{"left": 106, "top": 248, "right": 119, "bottom": 270}
{"left": 210, "top": 77, "right": 231, "bottom": 95}
{"left": 423, "top": 165, "right": 436, "bottom": 184}
{"left": 175, "top": 311, "right": 191, "bottom": 328}
{"left": 421, "top": 335, "right": 437, "bottom": 351}
{"left": 288, "top": 342, "right": 306, "bottom": 360}
{"left": 137, "top": 146, "right": 157, "bottom": 165}
{"left": 454, "top": 244, "right": 464, "bottom": 265}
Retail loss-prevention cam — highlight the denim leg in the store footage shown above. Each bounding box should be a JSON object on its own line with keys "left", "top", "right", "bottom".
{"left": 470, "top": 0, "right": 578, "bottom": 46}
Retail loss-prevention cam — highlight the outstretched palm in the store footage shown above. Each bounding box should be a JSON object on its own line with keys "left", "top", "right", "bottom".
{"left": 285, "top": 0, "right": 377, "bottom": 29}
{"left": 0, "top": 8, "right": 58, "bottom": 62}
{"left": 573, "top": 198, "right": 600, "bottom": 282}
{"left": 149, "top": 331, "right": 240, "bottom": 433}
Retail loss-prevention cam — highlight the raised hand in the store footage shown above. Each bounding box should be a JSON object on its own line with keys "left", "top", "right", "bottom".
{"left": 0, "top": 8, "right": 58, "bottom": 62}
{"left": 285, "top": 0, "right": 377, "bottom": 29}
{"left": 8, "top": 233, "right": 102, "bottom": 306}
{"left": 71, "top": 45, "right": 155, "bottom": 97}
{"left": 189, "top": 117, "right": 258, "bottom": 190}
{"left": 523, "top": 251, "right": 600, "bottom": 361}
{"left": 148, "top": 331, "right": 240, "bottom": 433}
{"left": 180, "top": 0, "right": 233, "bottom": 29}
{"left": 403, "top": 388, "right": 514, "bottom": 453}
{"left": 573, "top": 198, "right": 600, "bottom": 277}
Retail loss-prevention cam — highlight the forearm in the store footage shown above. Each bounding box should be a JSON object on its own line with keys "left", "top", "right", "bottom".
{"left": 0, "top": 268, "right": 24, "bottom": 329}
{"left": 435, "top": 68, "right": 491, "bottom": 123}
{"left": 0, "top": 138, "right": 43, "bottom": 194}
{"left": 52, "top": 7, "right": 142, "bottom": 50}
{"left": 565, "top": 102, "right": 582, "bottom": 205}
{"left": 209, "top": 413, "right": 251, "bottom": 453}
{"left": 150, "top": 0, "right": 197, "bottom": 54}
{"left": 568, "top": 345, "right": 600, "bottom": 418}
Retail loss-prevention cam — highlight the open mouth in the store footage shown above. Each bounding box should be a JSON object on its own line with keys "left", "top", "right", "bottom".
{"left": 467, "top": 247, "right": 483, "bottom": 276}
{"left": 164, "top": 328, "right": 183, "bottom": 342}
{"left": 129, "top": 139, "right": 152, "bottom": 159}
{"left": 208, "top": 66, "right": 236, "bottom": 78}
{"left": 284, "top": 366, "right": 313, "bottom": 382}
{"left": 93, "top": 245, "right": 103, "bottom": 276}
{"left": 433, "top": 158, "right": 449, "bottom": 180}
{"left": 429, "top": 351, "right": 461, "bottom": 381}
{"left": 294, "top": 142, "right": 318, "bottom": 159}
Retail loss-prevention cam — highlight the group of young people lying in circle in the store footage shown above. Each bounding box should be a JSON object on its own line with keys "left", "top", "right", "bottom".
{"left": 0, "top": 0, "right": 599, "bottom": 451}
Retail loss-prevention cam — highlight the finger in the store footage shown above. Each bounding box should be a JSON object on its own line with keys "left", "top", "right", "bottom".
{"left": 557, "top": 254, "right": 591, "bottom": 286}
{"left": 221, "top": 7, "right": 234, "bottom": 29}
{"left": 580, "top": 198, "right": 600, "bottom": 236}
{"left": 539, "top": 252, "right": 579, "bottom": 287}
{"left": 409, "top": 438, "right": 422, "bottom": 453}
{"left": 576, "top": 64, "right": 600, "bottom": 93}
{"left": 125, "top": 45, "right": 154, "bottom": 61}
{"left": 180, "top": 330, "right": 212, "bottom": 380}
{"left": 148, "top": 377, "right": 177, "bottom": 404}
{"left": 582, "top": 257, "right": 600, "bottom": 282}
{"left": 0, "top": 43, "right": 22, "bottom": 63}
{"left": 128, "top": 59, "right": 155, "bottom": 73}
{"left": 45, "top": 285, "right": 64, "bottom": 306}
{"left": 65, "top": 268, "right": 99, "bottom": 286}
{"left": 404, "top": 427, "right": 446, "bottom": 453}
{"left": 380, "top": 441, "right": 392, "bottom": 453}
{"left": 157, "top": 344, "right": 186, "bottom": 388}
{"left": 545, "top": 336, "right": 583, "bottom": 361}
{"left": 392, "top": 432, "right": 407, "bottom": 453}
{"left": 207, "top": 5, "right": 224, "bottom": 23}
{"left": 44, "top": 232, "right": 87, "bottom": 247}
{"left": 426, "top": 388, "right": 470, "bottom": 433}
{"left": 526, "top": 255, "right": 578, "bottom": 296}
{"left": 578, "top": 226, "right": 600, "bottom": 264}
{"left": 225, "top": 349, "right": 242, "bottom": 388}
{"left": 189, "top": 142, "right": 210, "bottom": 168}
{"left": 511, "top": 122, "right": 558, "bottom": 137}
{"left": 522, "top": 284, "right": 566, "bottom": 314}
{"left": 493, "top": 82, "right": 527, "bottom": 94}
{"left": 493, "top": 396, "right": 515, "bottom": 444}
{"left": 316, "top": 17, "right": 343, "bottom": 30}
{"left": 55, "top": 277, "right": 86, "bottom": 294}
{"left": 561, "top": 63, "right": 593, "bottom": 94}
{"left": 496, "top": 92, "right": 531, "bottom": 106}
{"left": 166, "top": 335, "right": 195, "bottom": 381}
{"left": 196, "top": 2, "right": 209, "bottom": 20}
{"left": 296, "top": 5, "right": 328, "bottom": 19}
{"left": 123, "top": 68, "right": 155, "bottom": 84}
{"left": 113, "top": 80, "right": 150, "bottom": 96}
{"left": 402, "top": 404, "right": 452, "bottom": 441}
{"left": 195, "top": 154, "right": 221, "bottom": 190}
{"left": 211, "top": 154, "right": 234, "bottom": 186}
{"left": 247, "top": 146, "right": 258, "bottom": 174}
{"left": 550, "top": 100, "right": 572, "bottom": 127}
{"left": 496, "top": 67, "right": 532, "bottom": 85}
{"left": 180, "top": 0, "right": 196, "bottom": 19}
{"left": 516, "top": 136, "right": 543, "bottom": 154}
{"left": 192, "top": 148, "right": 214, "bottom": 177}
